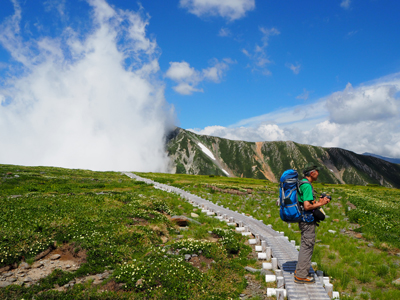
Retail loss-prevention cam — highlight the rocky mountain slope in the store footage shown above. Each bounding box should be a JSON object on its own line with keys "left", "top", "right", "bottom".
{"left": 166, "top": 127, "right": 400, "bottom": 188}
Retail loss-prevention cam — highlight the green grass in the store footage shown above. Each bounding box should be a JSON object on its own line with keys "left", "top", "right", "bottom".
{"left": 0, "top": 164, "right": 256, "bottom": 299}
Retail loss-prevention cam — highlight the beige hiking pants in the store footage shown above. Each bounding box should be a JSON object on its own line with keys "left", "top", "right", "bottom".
{"left": 295, "top": 221, "right": 316, "bottom": 278}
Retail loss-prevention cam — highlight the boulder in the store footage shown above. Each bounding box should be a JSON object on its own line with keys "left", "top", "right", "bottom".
{"left": 171, "top": 216, "right": 189, "bottom": 226}
{"left": 244, "top": 266, "right": 261, "bottom": 273}
{"left": 0, "top": 281, "right": 12, "bottom": 288}
{"left": 50, "top": 254, "right": 61, "bottom": 260}
{"left": 19, "top": 262, "right": 30, "bottom": 269}
{"left": 32, "top": 261, "right": 44, "bottom": 268}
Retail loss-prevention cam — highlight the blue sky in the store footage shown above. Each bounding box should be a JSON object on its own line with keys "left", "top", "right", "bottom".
{"left": 0, "top": 0, "right": 400, "bottom": 170}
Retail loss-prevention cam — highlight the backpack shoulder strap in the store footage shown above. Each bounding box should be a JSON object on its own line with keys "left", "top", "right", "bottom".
{"left": 297, "top": 179, "right": 309, "bottom": 195}
{"left": 298, "top": 179, "right": 315, "bottom": 199}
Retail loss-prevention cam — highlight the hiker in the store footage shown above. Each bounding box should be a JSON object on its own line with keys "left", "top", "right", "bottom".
{"left": 294, "top": 163, "right": 330, "bottom": 284}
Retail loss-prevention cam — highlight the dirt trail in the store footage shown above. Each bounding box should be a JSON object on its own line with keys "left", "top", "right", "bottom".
{"left": 254, "top": 142, "right": 277, "bottom": 182}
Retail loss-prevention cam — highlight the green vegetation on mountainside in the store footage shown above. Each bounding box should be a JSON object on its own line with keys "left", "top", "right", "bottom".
{"left": 167, "top": 128, "right": 400, "bottom": 188}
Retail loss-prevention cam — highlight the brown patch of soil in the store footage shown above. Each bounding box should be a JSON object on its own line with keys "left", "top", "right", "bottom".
{"left": 242, "top": 274, "right": 270, "bottom": 299}
{"left": 0, "top": 243, "right": 86, "bottom": 287}
{"left": 98, "top": 279, "right": 124, "bottom": 292}
{"left": 346, "top": 201, "right": 357, "bottom": 209}
{"left": 51, "top": 243, "right": 87, "bottom": 264}
{"left": 254, "top": 142, "right": 277, "bottom": 183}
{"left": 188, "top": 255, "right": 214, "bottom": 272}
{"left": 130, "top": 218, "right": 150, "bottom": 226}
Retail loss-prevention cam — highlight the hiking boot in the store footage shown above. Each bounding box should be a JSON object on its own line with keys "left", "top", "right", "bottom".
{"left": 294, "top": 274, "right": 315, "bottom": 284}
{"left": 295, "top": 270, "right": 314, "bottom": 278}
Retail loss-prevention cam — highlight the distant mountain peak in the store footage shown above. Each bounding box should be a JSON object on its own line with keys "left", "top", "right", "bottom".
{"left": 166, "top": 128, "right": 400, "bottom": 188}
{"left": 362, "top": 153, "right": 400, "bottom": 165}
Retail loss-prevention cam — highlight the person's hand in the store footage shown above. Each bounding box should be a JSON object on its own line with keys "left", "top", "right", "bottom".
{"left": 320, "top": 196, "right": 330, "bottom": 206}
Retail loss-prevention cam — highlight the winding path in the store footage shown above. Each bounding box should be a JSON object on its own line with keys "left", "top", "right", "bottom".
{"left": 124, "top": 172, "right": 332, "bottom": 300}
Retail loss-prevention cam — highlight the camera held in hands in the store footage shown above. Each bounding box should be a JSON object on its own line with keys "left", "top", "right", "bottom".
{"left": 320, "top": 193, "right": 332, "bottom": 201}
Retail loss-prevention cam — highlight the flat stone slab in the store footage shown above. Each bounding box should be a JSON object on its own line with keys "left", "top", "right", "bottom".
{"left": 262, "top": 262, "right": 272, "bottom": 269}
{"left": 258, "top": 253, "right": 267, "bottom": 259}
{"left": 265, "top": 275, "right": 276, "bottom": 282}
{"left": 267, "top": 288, "right": 286, "bottom": 297}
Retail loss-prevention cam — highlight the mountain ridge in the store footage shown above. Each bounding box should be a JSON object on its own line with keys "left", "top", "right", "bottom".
{"left": 166, "top": 127, "right": 400, "bottom": 188}
{"left": 363, "top": 152, "right": 400, "bottom": 164}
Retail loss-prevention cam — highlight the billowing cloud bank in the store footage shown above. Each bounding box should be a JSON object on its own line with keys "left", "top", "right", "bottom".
{"left": 191, "top": 74, "right": 400, "bottom": 158}
{"left": 0, "top": 0, "right": 175, "bottom": 171}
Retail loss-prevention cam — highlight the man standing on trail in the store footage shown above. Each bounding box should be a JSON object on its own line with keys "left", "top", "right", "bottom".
{"left": 294, "top": 163, "right": 330, "bottom": 284}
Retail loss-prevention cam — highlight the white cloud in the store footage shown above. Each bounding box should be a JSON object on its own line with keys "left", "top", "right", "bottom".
{"left": 0, "top": 0, "right": 175, "bottom": 171}
{"left": 347, "top": 30, "right": 358, "bottom": 37}
{"left": 326, "top": 82, "right": 399, "bottom": 124}
{"left": 242, "top": 26, "right": 280, "bottom": 75}
{"left": 179, "top": 0, "right": 255, "bottom": 21}
{"left": 165, "top": 61, "right": 198, "bottom": 82}
{"left": 190, "top": 73, "right": 400, "bottom": 158}
{"left": 286, "top": 62, "right": 301, "bottom": 75}
{"left": 190, "top": 124, "right": 286, "bottom": 142}
{"left": 296, "top": 88, "right": 311, "bottom": 100}
{"left": 340, "top": 0, "right": 351, "bottom": 10}
{"left": 218, "top": 27, "right": 231, "bottom": 37}
{"left": 165, "top": 59, "right": 231, "bottom": 95}
{"left": 44, "top": 0, "right": 67, "bottom": 17}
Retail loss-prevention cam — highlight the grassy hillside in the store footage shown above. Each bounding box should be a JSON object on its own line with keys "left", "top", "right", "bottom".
{"left": 0, "top": 164, "right": 263, "bottom": 299}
